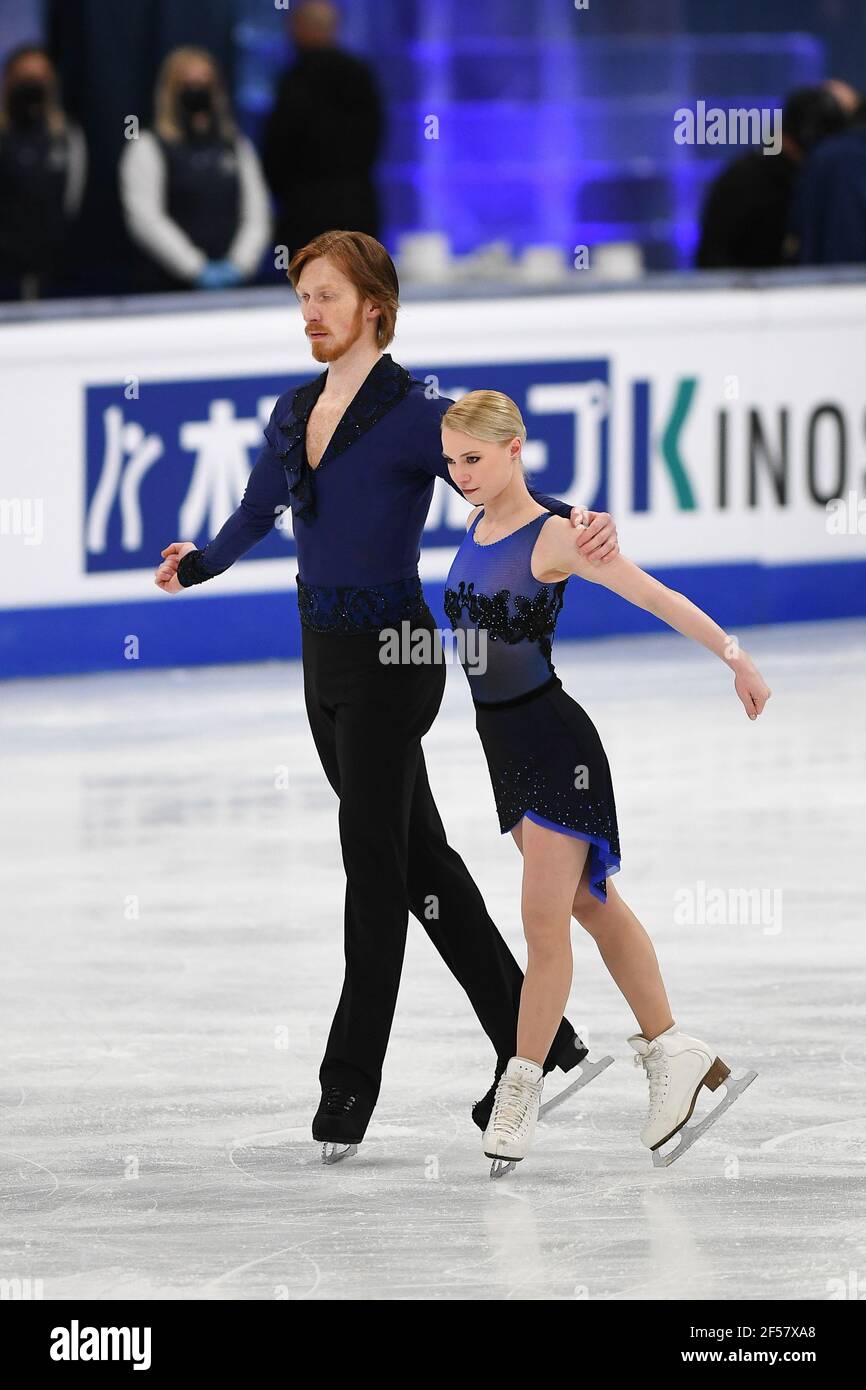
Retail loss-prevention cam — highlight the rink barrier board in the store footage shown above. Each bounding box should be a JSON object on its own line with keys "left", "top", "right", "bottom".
{"left": 3, "top": 275, "right": 866, "bottom": 678}
{"left": 1, "top": 557, "right": 863, "bottom": 679}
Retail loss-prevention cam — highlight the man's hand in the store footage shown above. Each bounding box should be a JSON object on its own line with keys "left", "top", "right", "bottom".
{"left": 155, "top": 541, "right": 196, "bottom": 593}
{"left": 569, "top": 507, "right": 619, "bottom": 564}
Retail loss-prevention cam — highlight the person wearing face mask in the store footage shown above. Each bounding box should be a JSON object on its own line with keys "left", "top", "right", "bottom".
{"left": 118, "top": 47, "right": 270, "bottom": 294}
{"left": 0, "top": 45, "right": 87, "bottom": 300}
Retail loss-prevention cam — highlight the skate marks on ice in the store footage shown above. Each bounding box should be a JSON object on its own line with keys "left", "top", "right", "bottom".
{"left": 759, "top": 1114, "right": 866, "bottom": 1159}
{"left": 0, "top": 1149, "right": 60, "bottom": 1204}
{"left": 198, "top": 1238, "right": 325, "bottom": 1301}
{"left": 228, "top": 1126, "right": 379, "bottom": 1182}
{"left": 229, "top": 1091, "right": 465, "bottom": 1183}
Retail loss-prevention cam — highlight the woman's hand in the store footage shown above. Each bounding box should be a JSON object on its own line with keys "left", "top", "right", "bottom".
{"left": 155, "top": 541, "right": 196, "bottom": 593}
{"left": 731, "top": 652, "right": 772, "bottom": 720}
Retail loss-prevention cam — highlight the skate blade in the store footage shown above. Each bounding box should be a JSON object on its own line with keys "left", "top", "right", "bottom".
{"left": 650, "top": 1070, "right": 758, "bottom": 1168}
{"left": 488, "top": 1157, "right": 519, "bottom": 1180}
{"left": 538, "top": 1053, "right": 615, "bottom": 1118}
{"left": 321, "top": 1142, "right": 358, "bottom": 1165}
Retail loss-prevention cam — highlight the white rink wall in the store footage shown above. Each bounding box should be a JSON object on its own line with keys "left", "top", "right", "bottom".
{"left": 1, "top": 277, "right": 864, "bottom": 676}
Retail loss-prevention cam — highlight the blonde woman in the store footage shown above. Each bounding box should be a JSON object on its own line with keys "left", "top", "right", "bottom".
{"left": 118, "top": 47, "right": 270, "bottom": 292}
{"left": 441, "top": 391, "right": 770, "bottom": 1175}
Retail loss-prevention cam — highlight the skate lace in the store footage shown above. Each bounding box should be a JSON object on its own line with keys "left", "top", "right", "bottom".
{"left": 633, "top": 1042, "right": 668, "bottom": 1114}
{"left": 492, "top": 1076, "right": 537, "bottom": 1135}
{"left": 323, "top": 1086, "right": 357, "bottom": 1114}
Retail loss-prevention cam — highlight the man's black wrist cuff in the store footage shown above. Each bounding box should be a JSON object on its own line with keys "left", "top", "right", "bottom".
{"left": 177, "top": 550, "right": 215, "bottom": 587}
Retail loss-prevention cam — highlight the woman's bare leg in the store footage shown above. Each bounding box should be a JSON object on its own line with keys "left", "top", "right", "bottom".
{"left": 514, "top": 817, "right": 589, "bottom": 1065}
{"left": 511, "top": 822, "right": 674, "bottom": 1042}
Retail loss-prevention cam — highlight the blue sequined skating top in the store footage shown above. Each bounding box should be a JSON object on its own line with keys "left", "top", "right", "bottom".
{"left": 444, "top": 509, "right": 568, "bottom": 705}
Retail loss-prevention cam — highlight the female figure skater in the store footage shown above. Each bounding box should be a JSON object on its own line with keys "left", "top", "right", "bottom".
{"left": 441, "top": 391, "right": 771, "bottom": 1175}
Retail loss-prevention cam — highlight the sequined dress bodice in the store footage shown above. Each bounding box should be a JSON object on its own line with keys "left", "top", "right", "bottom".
{"left": 443, "top": 510, "right": 567, "bottom": 704}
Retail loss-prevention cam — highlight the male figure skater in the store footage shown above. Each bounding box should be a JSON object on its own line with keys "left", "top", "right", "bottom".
{"left": 155, "top": 231, "right": 620, "bottom": 1159}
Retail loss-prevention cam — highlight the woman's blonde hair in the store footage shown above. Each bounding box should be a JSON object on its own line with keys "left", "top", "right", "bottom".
{"left": 153, "top": 47, "right": 236, "bottom": 143}
{"left": 441, "top": 390, "right": 526, "bottom": 454}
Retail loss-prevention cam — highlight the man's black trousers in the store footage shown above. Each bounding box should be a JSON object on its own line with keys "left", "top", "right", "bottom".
{"left": 300, "top": 610, "right": 579, "bottom": 1105}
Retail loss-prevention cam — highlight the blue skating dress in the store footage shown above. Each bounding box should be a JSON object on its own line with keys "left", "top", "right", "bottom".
{"left": 444, "top": 508, "right": 621, "bottom": 903}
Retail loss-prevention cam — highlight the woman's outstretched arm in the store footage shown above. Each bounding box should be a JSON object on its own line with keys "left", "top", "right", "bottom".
{"left": 537, "top": 518, "right": 772, "bottom": 720}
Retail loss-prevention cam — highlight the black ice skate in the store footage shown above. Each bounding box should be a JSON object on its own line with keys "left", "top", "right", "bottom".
{"left": 313, "top": 1085, "right": 372, "bottom": 1164}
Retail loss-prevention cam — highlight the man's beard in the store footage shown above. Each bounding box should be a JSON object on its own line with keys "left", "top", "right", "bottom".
{"left": 309, "top": 305, "right": 366, "bottom": 362}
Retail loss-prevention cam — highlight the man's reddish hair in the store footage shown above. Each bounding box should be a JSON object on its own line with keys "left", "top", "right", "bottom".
{"left": 287, "top": 230, "right": 400, "bottom": 349}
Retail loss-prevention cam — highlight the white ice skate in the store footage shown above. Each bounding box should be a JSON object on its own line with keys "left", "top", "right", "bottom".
{"left": 629, "top": 1024, "right": 757, "bottom": 1167}
{"left": 483, "top": 1055, "right": 544, "bottom": 1179}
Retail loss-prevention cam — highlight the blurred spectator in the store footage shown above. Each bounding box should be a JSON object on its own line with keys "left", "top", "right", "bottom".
{"left": 791, "top": 97, "right": 866, "bottom": 264}
{"left": 695, "top": 85, "right": 848, "bottom": 270}
{"left": 0, "top": 45, "right": 86, "bottom": 300}
{"left": 262, "top": 0, "right": 384, "bottom": 260}
{"left": 118, "top": 47, "right": 270, "bottom": 293}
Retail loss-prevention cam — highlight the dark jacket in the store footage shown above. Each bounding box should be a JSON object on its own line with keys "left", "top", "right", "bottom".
{"left": 696, "top": 149, "right": 799, "bottom": 270}
{"left": 792, "top": 126, "right": 866, "bottom": 265}
{"left": 262, "top": 47, "right": 384, "bottom": 257}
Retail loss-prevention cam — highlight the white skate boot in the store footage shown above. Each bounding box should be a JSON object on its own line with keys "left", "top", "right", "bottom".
{"left": 482, "top": 1055, "right": 544, "bottom": 1179}
{"left": 629, "top": 1023, "right": 757, "bottom": 1167}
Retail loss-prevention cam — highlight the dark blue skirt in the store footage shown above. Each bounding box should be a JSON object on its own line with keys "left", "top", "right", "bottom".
{"left": 473, "top": 674, "right": 621, "bottom": 903}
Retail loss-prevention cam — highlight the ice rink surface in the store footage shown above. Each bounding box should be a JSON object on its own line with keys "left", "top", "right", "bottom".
{"left": 1, "top": 618, "right": 864, "bottom": 1301}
